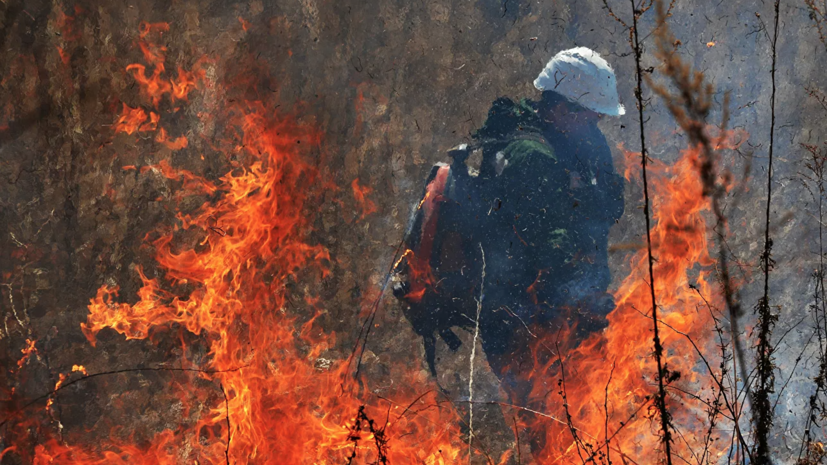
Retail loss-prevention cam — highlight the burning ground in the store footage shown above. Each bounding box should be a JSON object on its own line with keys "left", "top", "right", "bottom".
{"left": 2, "top": 0, "right": 827, "bottom": 464}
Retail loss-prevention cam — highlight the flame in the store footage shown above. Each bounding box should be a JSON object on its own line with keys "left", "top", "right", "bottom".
{"left": 707, "top": 41, "right": 716, "bottom": 47}
{"left": 351, "top": 178, "right": 378, "bottom": 220}
{"left": 113, "top": 27, "right": 201, "bottom": 151}
{"left": 397, "top": 249, "right": 437, "bottom": 304}
{"left": 82, "top": 102, "right": 462, "bottom": 462}
{"left": 126, "top": 63, "right": 173, "bottom": 109}
{"left": 71, "top": 365, "right": 88, "bottom": 376}
{"left": 238, "top": 17, "right": 251, "bottom": 32}
{"left": 393, "top": 248, "right": 414, "bottom": 271}
{"left": 170, "top": 66, "right": 204, "bottom": 103}
{"left": 11, "top": 22, "right": 468, "bottom": 465}
{"left": 417, "top": 191, "right": 431, "bottom": 210}
{"left": 139, "top": 111, "right": 159, "bottom": 132}
{"left": 113, "top": 103, "right": 147, "bottom": 135}
{"left": 136, "top": 22, "right": 169, "bottom": 67}
{"left": 17, "top": 338, "right": 38, "bottom": 368}
{"left": 516, "top": 131, "right": 748, "bottom": 463}
{"left": 56, "top": 46, "right": 70, "bottom": 65}
{"left": 155, "top": 127, "right": 188, "bottom": 150}
{"left": 53, "top": 373, "right": 69, "bottom": 392}
{"left": 125, "top": 22, "right": 205, "bottom": 108}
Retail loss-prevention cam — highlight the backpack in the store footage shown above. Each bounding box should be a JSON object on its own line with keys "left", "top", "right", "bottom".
{"left": 392, "top": 161, "right": 482, "bottom": 376}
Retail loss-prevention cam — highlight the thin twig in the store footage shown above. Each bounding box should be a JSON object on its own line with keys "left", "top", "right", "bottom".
{"left": 752, "top": 2, "right": 781, "bottom": 462}
{"left": 605, "top": 360, "right": 616, "bottom": 465}
{"left": 345, "top": 237, "right": 407, "bottom": 385}
{"left": 1, "top": 364, "right": 250, "bottom": 429}
{"left": 634, "top": 303, "right": 753, "bottom": 459}
{"left": 220, "top": 382, "right": 231, "bottom": 465}
{"left": 556, "top": 338, "right": 592, "bottom": 465}
{"left": 467, "top": 243, "right": 486, "bottom": 459}
{"left": 630, "top": 1, "right": 673, "bottom": 462}
{"left": 799, "top": 141, "right": 827, "bottom": 464}
{"left": 513, "top": 416, "right": 522, "bottom": 465}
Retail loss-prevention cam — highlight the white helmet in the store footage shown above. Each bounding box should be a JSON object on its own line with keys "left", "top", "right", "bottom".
{"left": 533, "top": 47, "right": 625, "bottom": 116}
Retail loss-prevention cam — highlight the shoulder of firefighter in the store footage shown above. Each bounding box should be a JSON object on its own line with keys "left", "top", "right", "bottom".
{"left": 472, "top": 97, "right": 545, "bottom": 156}
{"left": 473, "top": 97, "right": 623, "bottom": 219}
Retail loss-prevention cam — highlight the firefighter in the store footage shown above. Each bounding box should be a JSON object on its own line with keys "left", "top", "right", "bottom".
{"left": 393, "top": 47, "right": 626, "bottom": 400}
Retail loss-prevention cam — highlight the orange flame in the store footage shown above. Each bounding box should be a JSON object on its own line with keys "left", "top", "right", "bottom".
{"left": 125, "top": 22, "right": 205, "bottom": 108}
{"left": 238, "top": 17, "right": 251, "bottom": 32}
{"left": 113, "top": 103, "right": 147, "bottom": 135}
{"left": 56, "top": 46, "right": 71, "bottom": 65}
{"left": 137, "top": 22, "right": 169, "bottom": 67}
{"left": 397, "top": 249, "right": 437, "bottom": 304}
{"left": 170, "top": 66, "right": 204, "bottom": 103}
{"left": 71, "top": 365, "right": 88, "bottom": 376}
{"left": 9, "top": 23, "right": 470, "bottom": 465}
{"left": 76, "top": 100, "right": 465, "bottom": 462}
{"left": 351, "top": 178, "right": 378, "bottom": 220}
{"left": 126, "top": 63, "right": 172, "bottom": 108}
{"left": 155, "top": 127, "right": 188, "bottom": 150}
{"left": 139, "top": 111, "right": 159, "bottom": 132}
{"left": 17, "top": 338, "right": 38, "bottom": 368}
{"left": 517, "top": 131, "right": 748, "bottom": 463}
